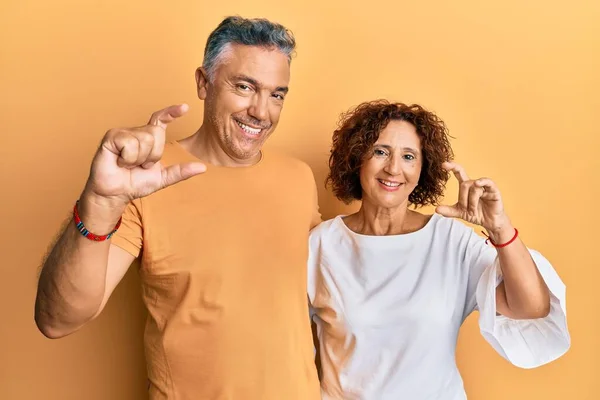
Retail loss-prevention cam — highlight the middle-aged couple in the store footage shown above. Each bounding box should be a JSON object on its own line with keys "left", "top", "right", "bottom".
{"left": 35, "top": 16, "right": 570, "bottom": 400}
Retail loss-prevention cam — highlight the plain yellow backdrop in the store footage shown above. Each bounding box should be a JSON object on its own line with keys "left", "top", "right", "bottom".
{"left": 1, "top": 0, "right": 598, "bottom": 399}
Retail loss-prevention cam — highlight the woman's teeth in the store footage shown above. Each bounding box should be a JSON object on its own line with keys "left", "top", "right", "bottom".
{"left": 378, "top": 179, "right": 400, "bottom": 187}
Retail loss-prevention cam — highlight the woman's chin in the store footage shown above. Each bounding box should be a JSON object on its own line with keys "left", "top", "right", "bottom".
{"left": 365, "top": 196, "right": 407, "bottom": 210}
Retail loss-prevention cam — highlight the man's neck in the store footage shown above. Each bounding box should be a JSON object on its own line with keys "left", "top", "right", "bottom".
{"left": 181, "top": 126, "right": 261, "bottom": 168}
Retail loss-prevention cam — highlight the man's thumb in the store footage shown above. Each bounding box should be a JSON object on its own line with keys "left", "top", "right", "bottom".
{"left": 161, "top": 162, "right": 207, "bottom": 188}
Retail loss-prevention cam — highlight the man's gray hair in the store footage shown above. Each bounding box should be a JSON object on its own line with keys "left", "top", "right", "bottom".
{"left": 203, "top": 16, "right": 296, "bottom": 80}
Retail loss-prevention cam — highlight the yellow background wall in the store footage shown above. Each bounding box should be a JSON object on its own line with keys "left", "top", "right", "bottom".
{"left": 1, "top": 0, "right": 598, "bottom": 398}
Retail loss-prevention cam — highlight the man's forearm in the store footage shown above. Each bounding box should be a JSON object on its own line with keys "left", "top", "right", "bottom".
{"left": 34, "top": 194, "right": 124, "bottom": 338}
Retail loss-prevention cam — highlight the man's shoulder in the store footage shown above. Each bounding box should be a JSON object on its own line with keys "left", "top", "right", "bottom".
{"left": 162, "top": 140, "right": 194, "bottom": 164}
{"left": 264, "top": 149, "right": 315, "bottom": 179}
{"left": 265, "top": 149, "right": 309, "bottom": 167}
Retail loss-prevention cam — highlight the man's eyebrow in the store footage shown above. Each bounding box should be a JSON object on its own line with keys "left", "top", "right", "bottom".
{"left": 233, "top": 74, "right": 288, "bottom": 94}
{"left": 232, "top": 74, "right": 259, "bottom": 87}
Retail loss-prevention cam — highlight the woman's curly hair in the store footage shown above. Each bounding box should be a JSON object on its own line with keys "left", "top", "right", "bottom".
{"left": 326, "top": 100, "right": 454, "bottom": 207}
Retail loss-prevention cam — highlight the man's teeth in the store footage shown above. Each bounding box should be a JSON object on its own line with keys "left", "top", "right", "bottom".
{"left": 379, "top": 179, "right": 400, "bottom": 187}
{"left": 237, "top": 121, "right": 262, "bottom": 135}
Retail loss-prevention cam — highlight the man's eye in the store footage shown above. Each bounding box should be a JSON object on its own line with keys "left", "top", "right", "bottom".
{"left": 273, "top": 93, "right": 285, "bottom": 100}
{"left": 237, "top": 84, "right": 251, "bottom": 91}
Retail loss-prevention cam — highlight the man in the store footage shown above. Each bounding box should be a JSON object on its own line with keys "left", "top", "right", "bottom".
{"left": 35, "top": 16, "right": 321, "bottom": 399}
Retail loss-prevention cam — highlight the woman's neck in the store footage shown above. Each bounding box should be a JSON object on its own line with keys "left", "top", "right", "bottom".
{"left": 345, "top": 202, "right": 429, "bottom": 236}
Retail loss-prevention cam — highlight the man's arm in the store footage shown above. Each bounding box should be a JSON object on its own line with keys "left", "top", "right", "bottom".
{"left": 34, "top": 104, "right": 206, "bottom": 339}
{"left": 34, "top": 194, "right": 134, "bottom": 338}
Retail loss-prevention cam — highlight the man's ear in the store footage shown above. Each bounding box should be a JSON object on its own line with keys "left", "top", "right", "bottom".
{"left": 195, "top": 67, "right": 209, "bottom": 100}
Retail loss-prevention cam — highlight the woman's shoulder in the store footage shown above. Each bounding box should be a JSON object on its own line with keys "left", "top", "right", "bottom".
{"left": 429, "top": 213, "right": 473, "bottom": 232}
{"left": 310, "top": 216, "right": 343, "bottom": 240}
{"left": 428, "top": 214, "right": 489, "bottom": 253}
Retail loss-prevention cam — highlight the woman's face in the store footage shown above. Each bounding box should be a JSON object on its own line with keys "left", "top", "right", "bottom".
{"left": 359, "top": 120, "right": 423, "bottom": 209}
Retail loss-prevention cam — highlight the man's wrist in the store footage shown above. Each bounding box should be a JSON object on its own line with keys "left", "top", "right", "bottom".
{"left": 77, "top": 190, "right": 127, "bottom": 235}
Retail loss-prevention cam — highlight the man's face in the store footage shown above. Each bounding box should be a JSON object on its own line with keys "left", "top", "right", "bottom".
{"left": 197, "top": 44, "right": 291, "bottom": 162}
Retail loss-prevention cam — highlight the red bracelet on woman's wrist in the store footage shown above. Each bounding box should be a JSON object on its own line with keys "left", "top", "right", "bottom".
{"left": 482, "top": 228, "right": 519, "bottom": 248}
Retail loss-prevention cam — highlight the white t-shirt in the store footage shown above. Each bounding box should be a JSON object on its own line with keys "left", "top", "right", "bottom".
{"left": 308, "top": 214, "right": 570, "bottom": 400}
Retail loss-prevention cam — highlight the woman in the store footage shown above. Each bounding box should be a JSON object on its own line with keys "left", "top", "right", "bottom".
{"left": 308, "top": 100, "right": 570, "bottom": 399}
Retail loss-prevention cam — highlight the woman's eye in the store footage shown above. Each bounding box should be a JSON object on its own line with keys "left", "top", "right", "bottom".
{"left": 374, "top": 149, "right": 387, "bottom": 156}
{"left": 403, "top": 154, "right": 415, "bottom": 161}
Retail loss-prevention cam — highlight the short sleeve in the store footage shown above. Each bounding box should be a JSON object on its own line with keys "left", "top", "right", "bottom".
{"left": 459, "top": 225, "right": 570, "bottom": 368}
{"left": 307, "top": 223, "right": 325, "bottom": 358}
{"left": 309, "top": 175, "right": 322, "bottom": 230}
{"left": 307, "top": 225, "right": 321, "bottom": 304}
{"left": 110, "top": 199, "right": 143, "bottom": 258}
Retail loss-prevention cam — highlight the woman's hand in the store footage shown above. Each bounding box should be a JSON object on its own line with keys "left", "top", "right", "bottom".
{"left": 436, "top": 162, "right": 513, "bottom": 242}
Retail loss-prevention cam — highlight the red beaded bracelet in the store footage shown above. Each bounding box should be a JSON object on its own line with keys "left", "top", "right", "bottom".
{"left": 482, "top": 228, "right": 519, "bottom": 248}
{"left": 73, "top": 200, "right": 122, "bottom": 241}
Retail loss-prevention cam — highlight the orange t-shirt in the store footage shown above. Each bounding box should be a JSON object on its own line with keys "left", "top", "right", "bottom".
{"left": 111, "top": 141, "right": 321, "bottom": 400}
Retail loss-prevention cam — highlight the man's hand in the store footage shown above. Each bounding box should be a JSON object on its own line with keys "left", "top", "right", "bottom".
{"left": 84, "top": 104, "right": 206, "bottom": 210}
